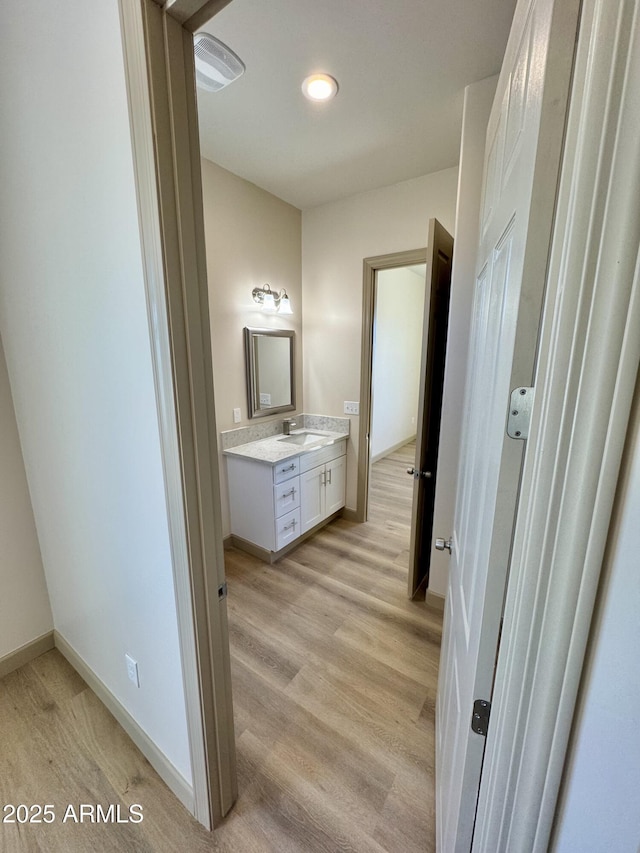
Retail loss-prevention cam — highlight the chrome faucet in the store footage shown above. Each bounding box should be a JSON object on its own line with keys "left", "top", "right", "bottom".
{"left": 283, "top": 418, "right": 297, "bottom": 435}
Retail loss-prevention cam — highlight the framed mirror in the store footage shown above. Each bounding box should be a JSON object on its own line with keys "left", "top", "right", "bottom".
{"left": 244, "top": 327, "right": 296, "bottom": 418}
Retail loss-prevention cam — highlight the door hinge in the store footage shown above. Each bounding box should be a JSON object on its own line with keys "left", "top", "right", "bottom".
{"left": 471, "top": 699, "right": 491, "bottom": 736}
{"left": 218, "top": 582, "right": 228, "bottom": 600}
{"left": 507, "top": 386, "right": 535, "bottom": 439}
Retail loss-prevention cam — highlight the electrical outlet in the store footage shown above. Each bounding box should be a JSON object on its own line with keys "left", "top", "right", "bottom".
{"left": 344, "top": 401, "right": 360, "bottom": 415}
{"left": 125, "top": 654, "right": 140, "bottom": 688}
{"left": 233, "top": 407, "right": 241, "bottom": 424}
{"left": 259, "top": 392, "right": 272, "bottom": 406}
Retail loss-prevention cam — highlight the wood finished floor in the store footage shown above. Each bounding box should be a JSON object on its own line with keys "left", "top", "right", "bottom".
{"left": 0, "top": 441, "right": 442, "bottom": 852}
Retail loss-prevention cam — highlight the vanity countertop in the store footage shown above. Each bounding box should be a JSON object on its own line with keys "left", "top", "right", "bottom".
{"left": 223, "top": 429, "right": 347, "bottom": 464}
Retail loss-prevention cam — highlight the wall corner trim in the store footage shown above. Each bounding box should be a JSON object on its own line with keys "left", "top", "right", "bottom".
{"left": 53, "top": 631, "right": 194, "bottom": 816}
{"left": 341, "top": 508, "right": 360, "bottom": 523}
{"left": 0, "top": 631, "right": 55, "bottom": 681}
{"left": 425, "top": 590, "right": 446, "bottom": 613}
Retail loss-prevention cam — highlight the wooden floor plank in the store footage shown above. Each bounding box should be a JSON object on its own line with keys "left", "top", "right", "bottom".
{"left": 0, "top": 655, "right": 159, "bottom": 853}
{"left": 0, "top": 441, "right": 440, "bottom": 852}
{"left": 220, "top": 440, "right": 440, "bottom": 853}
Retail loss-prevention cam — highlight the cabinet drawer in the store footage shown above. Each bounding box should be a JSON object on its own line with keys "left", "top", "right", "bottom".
{"left": 273, "top": 457, "right": 300, "bottom": 484}
{"left": 275, "top": 508, "right": 301, "bottom": 550}
{"left": 299, "top": 439, "right": 346, "bottom": 473}
{"left": 274, "top": 477, "right": 300, "bottom": 517}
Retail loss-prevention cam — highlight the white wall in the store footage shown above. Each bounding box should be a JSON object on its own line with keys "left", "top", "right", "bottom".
{"left": 0, "top": 336, "right": 53, "bottom": 660}
{"left": 371, "top": 266, "right": 425, "bottom": 460}
{"left": 302, "top": 168, "right": 458, "bottom": 511}
{"left": 0, "top": 0, "right": 191, "bottom": 784}
{"left": 430, "top": 75, "right": 498, "bottom": 596}
{"left": 200, "top": 158, "right": 302, "bottom": 535}
{"left": 552, "top": 393, "right": 640, "bottom": 853}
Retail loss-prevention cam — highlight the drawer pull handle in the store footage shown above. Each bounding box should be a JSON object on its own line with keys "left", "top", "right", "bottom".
{"left": 280, "top": 464, "right": 296, "bottom": 474}
{"left": 282, "top": 488, "right": 296, "bottom": 499}
{"left": 283, "top": 519, "right": 297, "bottom": 531}
{"left": 327, "top": 469, "right": 332, "bottom": 485}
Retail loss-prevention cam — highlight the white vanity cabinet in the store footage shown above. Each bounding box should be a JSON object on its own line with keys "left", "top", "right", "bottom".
{"left": 299, "top": 445, "right": 347, "bottom": 533}
{"left": 226, "top": 438, "right": 346, "bottom": 559}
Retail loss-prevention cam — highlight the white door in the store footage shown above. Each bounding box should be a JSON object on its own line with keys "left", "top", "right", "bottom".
{"left": 435, "top": 0, "right": 581, "bottom": 849}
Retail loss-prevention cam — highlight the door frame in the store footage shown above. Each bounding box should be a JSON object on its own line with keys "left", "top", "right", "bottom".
{"left": 117, "top": 0, "right": 640, "bottom": 845}
{"left": 356, "top": 247, "right": 427, "bottom": 523}
{"left": 118, "top": 0, "right": 237, "bottom": 829}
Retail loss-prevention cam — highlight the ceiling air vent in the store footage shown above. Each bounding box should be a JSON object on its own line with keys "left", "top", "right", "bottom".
{"left": 193, "top": 33, "right": 245, "bottom": 92}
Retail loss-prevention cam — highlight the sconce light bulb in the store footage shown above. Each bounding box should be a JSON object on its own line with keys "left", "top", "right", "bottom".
{"left": 279, "top": 294, "right": 293, "bottom": 314}
{"left": 262, "top": 292, "right": 276, "bottom": 312}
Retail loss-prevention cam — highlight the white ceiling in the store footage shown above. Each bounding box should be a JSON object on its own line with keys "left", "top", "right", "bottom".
{"left": 196, "top": 0, "right": 516, "bottom": 210}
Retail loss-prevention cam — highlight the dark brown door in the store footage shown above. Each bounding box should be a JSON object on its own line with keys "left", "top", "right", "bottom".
{"left": 407, "top": 218, "right": 453, "bottom": 598}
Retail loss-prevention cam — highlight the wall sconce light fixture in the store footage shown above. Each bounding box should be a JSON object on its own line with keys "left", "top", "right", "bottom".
{"left": 251, "top": 284, "right": 293, "bottom": 314}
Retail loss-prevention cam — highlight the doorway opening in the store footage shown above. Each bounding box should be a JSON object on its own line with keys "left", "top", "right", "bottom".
{"left": 357, "top": 249, "right": 426, "bottom": 524}
{"left": 357, "top": 224, "right": 453, "bottom": 598}
{"left": 125, "top": 0, "right": 452, "bottom": 831}
{"left": 371, "top": 264, "right": 427, "bottom": 469}
{"left": 361, "top": 255, "right": 427, "bottom": 582}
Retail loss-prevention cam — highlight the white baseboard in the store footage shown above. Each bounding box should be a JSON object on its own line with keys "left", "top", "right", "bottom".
{"left": 0, "top": 631, "right": 55, "bottom": 680}
{"left": 53, "top": 631, "right": 194, "bottom": 815}
{"left": 371, "top": 435, "right": 417, "bottom": 464}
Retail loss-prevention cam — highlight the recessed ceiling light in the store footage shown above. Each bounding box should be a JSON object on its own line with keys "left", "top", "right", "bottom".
{"left": 301, "top": 74, "right": 339, "bottom": 102}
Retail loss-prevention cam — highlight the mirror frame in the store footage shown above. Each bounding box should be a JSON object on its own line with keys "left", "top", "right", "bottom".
{"left": 244, "top": 327, "right": 296, "bottom": 419}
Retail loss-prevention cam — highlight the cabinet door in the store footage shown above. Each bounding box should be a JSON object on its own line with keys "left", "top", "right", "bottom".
{"left": 325, "top": 454, "right": 346, "bottom": 516}
{"left": 300, "top": 465, "right": 325, "bottom": 533}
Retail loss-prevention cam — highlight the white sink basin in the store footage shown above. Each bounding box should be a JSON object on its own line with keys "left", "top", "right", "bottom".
{"left": 278, "top": 432, "right": 327, "bottom": 446}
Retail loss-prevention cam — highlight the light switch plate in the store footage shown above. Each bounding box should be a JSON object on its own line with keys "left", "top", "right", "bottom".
{"left": 344, "top": 401, "right": 360, "bottom": 415}
{"left": 233, "top": 407, "right": 241, "bottom": 423}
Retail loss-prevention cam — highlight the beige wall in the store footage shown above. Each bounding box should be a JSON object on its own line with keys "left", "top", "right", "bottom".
{"left": 0, "top": 335, "right": 52, "bottom": 660}
{"left": 302, "top": 168, "right": 459, "bottom": 513}
{"left": 201, "top": 159, "right": 302, "bottom": 535}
